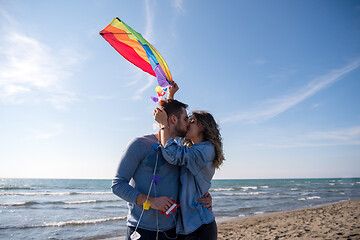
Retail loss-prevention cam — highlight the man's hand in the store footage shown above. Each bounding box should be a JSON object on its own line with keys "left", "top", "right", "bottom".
{"left": 136, "top": 193, "right": 174, "bottom": 212}
{"left": 149, "top": 196, "right": 174, "bottom": 212}
{"left": 198, "top": 192, "right": 212, "bottom": 210}
{"left": 168, "top": 82, "right": 179, "bottom": 100}
{"left": 153, "top": 107, "right": 168, "bottom": 126}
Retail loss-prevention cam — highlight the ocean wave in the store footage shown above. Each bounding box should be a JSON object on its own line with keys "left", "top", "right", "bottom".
{"left": 41, "top": 216, "right": 127, "bottom": 227}
{"left": 223, "top": 191, "right": 266, "bottom": 196}
{"left": 241, "top": 186, "right": 258, "bottom": 190}
{"left": 1, "top": 216, "right": 127, "bottom": 230}
{"left": 211, "top": 188, "right": 235, "bottom": 192}
{"left": 254, "top": 211, "right": 264, "bottom": 215}
{"left": 0, "top": 199, "right": 119, "bottom": 207}
{"left": 298, "top": 196, "right": 321, "bottom": 201}
{"left": 0, "top": 201, "right": 38, "bottom": 207}
{"left": 0, "top": 186, "right": 32, "bottom": 190}
{"left": 61, "top": 199, "right": 119, "bottom": 204}
{"left": 0, "top": 191, "right": 112, "bottom": 196}
{"left": 211, "top": 186, "right": 259, "bottom": 192}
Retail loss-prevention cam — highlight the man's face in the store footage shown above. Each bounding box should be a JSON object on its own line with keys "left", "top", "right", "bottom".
{"left": 174, "top": 108, "right": 189, "bottom": 138}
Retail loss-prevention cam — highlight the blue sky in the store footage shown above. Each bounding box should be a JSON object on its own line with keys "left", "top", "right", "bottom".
{"left": 0, "top": 0, "right": 359, "bottom": 179}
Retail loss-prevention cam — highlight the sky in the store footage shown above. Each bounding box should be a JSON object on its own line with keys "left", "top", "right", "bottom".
{"left": 0, "top": 0, "right": 359, "bottom": 179}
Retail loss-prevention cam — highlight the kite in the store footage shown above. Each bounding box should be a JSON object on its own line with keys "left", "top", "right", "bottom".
{"left": 99, "top": 17, "right": 173, "bottom": 103}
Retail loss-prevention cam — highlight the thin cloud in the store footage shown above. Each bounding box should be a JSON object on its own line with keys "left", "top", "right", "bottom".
{"left": 242, "top": 125, "right": 360, "bottom": 149}
{"left": 0, "top": 13, "right": 81, "bottom": 109}
{"left": 28, "top": 123, "right": 64, "bottom": 139}
{"left": 172, "top": 0, "right": 185, "bottom": 13}
{"left": 121, "top": 0, "right": 180, "bottom": 100}
{"left": 253, "top": 59, "right": 267, "bottom": 66}
{"left": 144, "top": 0, "right": 154, "bottom": 41}
{"left": 133, "top": 75, "right": 156, "bottom": 100}
{"left": 46, "top": 92, "right": 78, "bottom": 110}
{"left": 127, "top": 0, "right": 156, "bottom": 100}
{"left": 309, "top": 125, "right": 360, "bottom": 142}
{"left": 221, "top": 60, "right": 360, "bottom": 123}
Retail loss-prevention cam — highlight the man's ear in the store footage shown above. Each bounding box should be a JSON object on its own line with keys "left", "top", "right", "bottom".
{"left": 169, "top": 114, "right": 178, "bottom": 125}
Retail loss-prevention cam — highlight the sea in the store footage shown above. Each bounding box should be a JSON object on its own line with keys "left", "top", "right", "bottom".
{"left": 1, "top": 178, "right": 359, "bottom": 239}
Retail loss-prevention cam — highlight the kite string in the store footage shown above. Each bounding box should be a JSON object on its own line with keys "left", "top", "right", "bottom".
{"left": 133, "top": 149, "right": 159, "bottom": 238}
{"left": 133, "top": 146, "right": 178, "bottom": 240}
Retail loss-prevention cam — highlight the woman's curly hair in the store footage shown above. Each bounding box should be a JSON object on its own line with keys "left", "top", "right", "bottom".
{"left": 184, "top": 111, "right": 225, "bottom": 169}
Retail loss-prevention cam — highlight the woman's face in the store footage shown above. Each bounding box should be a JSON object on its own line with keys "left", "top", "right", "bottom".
{"left": 185, "top": 117, "right": 203, "bottom": 141}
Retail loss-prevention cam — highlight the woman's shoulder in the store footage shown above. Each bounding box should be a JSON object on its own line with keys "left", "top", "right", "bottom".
{"left": 193, "top": 141, "right": 214, "bottom": 148}
{"left": 193, "top": 141, "right": 215, "bottom": 157}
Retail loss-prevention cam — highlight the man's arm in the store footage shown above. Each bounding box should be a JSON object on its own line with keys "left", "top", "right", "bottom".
{"left": 111, "top": 138, "right": 173, "bottom": 211}
{"left": 111, "top": 138, "right": 143, "bottom": 203}
{"left": 167, "top": 82, "right": 179, "bottom": 100}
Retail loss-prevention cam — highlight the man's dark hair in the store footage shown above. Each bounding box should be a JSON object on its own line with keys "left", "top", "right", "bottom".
{"left": 159, "top": 99, "right": 188, "bottom": 119}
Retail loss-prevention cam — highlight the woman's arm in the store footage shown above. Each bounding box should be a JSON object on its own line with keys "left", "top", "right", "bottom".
{"left": 161, "top": 141, "right": 215, "bottom": 176}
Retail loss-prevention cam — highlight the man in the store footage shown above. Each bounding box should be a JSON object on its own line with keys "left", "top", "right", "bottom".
{"left": 112, "top": 99, "right": 211, "bottom": 240}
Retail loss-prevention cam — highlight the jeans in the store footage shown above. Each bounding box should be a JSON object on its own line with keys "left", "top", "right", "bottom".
{"left": 178, "top": 220, "right": 217, "bottom": 240}
{"left": 126, "top": 226, "right": 178, "bottom": 240}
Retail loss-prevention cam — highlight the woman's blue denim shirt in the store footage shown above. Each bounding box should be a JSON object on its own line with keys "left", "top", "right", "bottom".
{"left": 160, "top": 138, "right": 215, "bottom": 234}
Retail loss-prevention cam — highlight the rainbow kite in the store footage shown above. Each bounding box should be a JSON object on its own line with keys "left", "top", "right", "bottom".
{"left": 100, "top": 17, "right": 173, "bottom": 102}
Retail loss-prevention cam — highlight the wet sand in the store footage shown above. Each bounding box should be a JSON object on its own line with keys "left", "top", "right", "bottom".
{"left": 218, "top": 200, "right": 360, "bottom": 239}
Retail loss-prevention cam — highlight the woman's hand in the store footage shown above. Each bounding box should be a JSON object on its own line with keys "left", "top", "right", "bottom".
{"left": 198, "top": 192, "right": 212, "bottom": 210}
{"left": 168, "top": 82, "right": 179, "bottom": 100}
{"left": 149, "top": 196, "right": 174, "bottom": 212}
{"left": 153, "top": 107, "right": 168, "bottom": 126}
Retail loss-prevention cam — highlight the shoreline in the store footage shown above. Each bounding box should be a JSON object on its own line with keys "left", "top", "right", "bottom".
{"left": 217, "top": 199, "right": 360, "bottom": 239}
{"left": 215, "top": 199, "right": 352, "bottom": 223}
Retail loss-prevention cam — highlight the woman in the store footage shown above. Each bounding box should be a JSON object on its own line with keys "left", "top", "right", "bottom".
{"left": 153, "top": 86, "right": 224, "bottom": 239}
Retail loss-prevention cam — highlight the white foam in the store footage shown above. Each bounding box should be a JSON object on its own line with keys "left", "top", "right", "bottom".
{"left": 211, "top": 188, "right": 234, "bottom": 192}
{"left": 63, "top": 199, "right": 117, "bottom": 204}
{"left": 0, "top": 191, "right": 112, "bottom": 196}
{"left": 0, "top": 202, "right": 27, "bottom": 206}
{"left": 307, "top": 196, "right": 321, "bottom": 200}
{"left": 241, "top": 186, "right": 258, "bottom": 190}
{"left": 298, "top": 196, "right": 321, "bottom": 201}
{"left": 39, "top": 216, "right": 126, "bottom": 227}
{"left": 224, "top": 191, "right": 266, "bottom": 196}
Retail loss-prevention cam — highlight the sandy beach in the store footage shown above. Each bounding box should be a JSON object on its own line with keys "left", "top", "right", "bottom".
{"left": 218, "top": 200, "right": 360, "bottom": 240}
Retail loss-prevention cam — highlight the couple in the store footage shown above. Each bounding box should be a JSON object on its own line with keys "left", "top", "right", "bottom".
{"left": 112, "top": 84, "right": 224, "bottom": 240}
